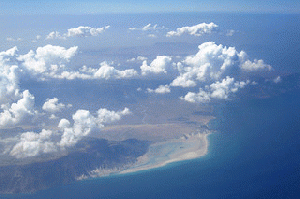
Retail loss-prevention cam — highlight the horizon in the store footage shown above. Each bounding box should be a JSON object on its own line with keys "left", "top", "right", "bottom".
{"left": 1, "top": 0, "right": 300, "bottom": 15}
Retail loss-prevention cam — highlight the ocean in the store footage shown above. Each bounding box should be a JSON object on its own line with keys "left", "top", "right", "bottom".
{"left": 5, "top": 76, "right": 300, "bottom": 199}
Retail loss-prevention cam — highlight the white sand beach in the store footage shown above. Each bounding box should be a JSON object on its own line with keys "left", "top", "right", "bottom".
{"left": 120, "top": 133, "right": 210, "bottom": 174}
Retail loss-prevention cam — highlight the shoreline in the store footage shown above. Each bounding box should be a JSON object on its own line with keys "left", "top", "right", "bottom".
{"left": 79, "top": 132, "right": 211, "bottom": 180}
{"left": 120, "top": 133, "right": 210, "bottom": 174}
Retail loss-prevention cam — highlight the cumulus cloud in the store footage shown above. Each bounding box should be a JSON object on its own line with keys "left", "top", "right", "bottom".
{"left": 42, "top": 98, "right": 66, "bottom": 113}
{"left": 0, "top": 48, "right": 20, "bottom": 104}
{"left": 59, "top": 110, "right": 96, "bottom": 148}
{"left": 8, "top": 106, "right": 131, "bottom": 158}
{"left": 181, "top": 77, "right": 250, "bottom": 103}
{"left": 10, "top": 129, "right": 57, "bottom": 158}
{"left": 170, "top": 42, "right": 272, "bottom": 88}
{"left": 17, "top": 44, "right": 78, "bottom": 73}
{"left": 0, "top": 47, "right": 40, "bottom": 127}
{"left": 240, "top": 59, "right": 272, "bottom": 71}
{"left": 97, "top": 108, "right": 131, "bottom": 124}
{"left": 46, "top": 26, "right": 110, "bottom": 39}
{"left": 147, "top": 85, "right": 171, "bottom": 94}
{"left": 58, "top": 118, "right": 71, "bottom": 128}
{"left": 67, "top": 26, "right": 110, "bottom": 37}
{"left": 49, "top": 62, "right": 138, "bottom": 80}
{"left": 0, "top": 90, "right": 36, "bottom": 127}
{"left": 209, "top": 77, "right": 249, "bottom": 99}
{"left": 181, "top": 89, "right": 211, "bottom": 103}
{"left": 140, "top": 56, "right": 172, "bottom": 75}
{"left": 1, "top": 45, "right": 137, "bottom": 81}
{"left": 166, "top": 22, "right": 218, "bottom": 37}
{"left": 59, "top": 107, "right": 131, "bottom": 148}
{"left": 94, "top": 62, "right": 138, "bottom": 80}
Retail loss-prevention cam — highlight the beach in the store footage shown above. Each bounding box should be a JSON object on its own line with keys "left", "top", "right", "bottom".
{"left": 120, "top": 133, "right": 210, "bottom": 174}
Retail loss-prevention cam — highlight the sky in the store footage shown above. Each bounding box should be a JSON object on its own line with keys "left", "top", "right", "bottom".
{"left": 1, "top": 0, "right": 300, "bottom": 15}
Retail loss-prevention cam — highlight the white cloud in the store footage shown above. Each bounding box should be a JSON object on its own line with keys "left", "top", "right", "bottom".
{"left": 50, "top": 70, "right": 93, "bottom": 80}
{"left": 181, "top": 76, "right": 250, "bottom": 103}
{"left": 209, "top": 76, "right": 249, "bottom": 99}
{"left": 59, "top": 110, "right": 97, "bottom": 148}
{"left": 94, "top": 62, "right": 138, "bottom": 79}
{"left": 0, "top": 46, "right": 18, "bottom": 58}
{"left": 97, "top": 108, "right": 131, "bottom": 124}
{"left": 17, "top": 44, "right": 78, "bottom": 73}
{"left": 42, "top": 98, "right": 66, "bottom": 113}
{"left": 10, "top": 129, "right": 57, "bottom": 158}
{"left": 226, "top": 29, "right": 235, "bottom": 36}
{"left": 170, "top": 42, "right": 238, "bottom": 87}
{"left": 58, "top": 118, "right": 71, "bottom": 129}
{"left": 181, "top": 89, "right": 211, "bottom": 103}
{"left": 0, "top": 47, "right": 41, "bottom": 127}
{"left": 4, "top": 45, "right": 137, "bottom": 81}
{"left": 127, "top": 56, "right": 147, "bottom": 62}
{"left": 3, "top": 45, "right": 178, "bottom": 83}
{"left": 32, "top": 35, "right": 43, "bottom": 42}
{"left": 59, "top": 107, "right": 131, "bottom": 148}
{"left": 46, "top": 31, "right": 66, "bottom": 40}
{"left": 49, "top": 114, "right": 58, "bottom": 120}
{"left": 239, "top": 52, "right": 272, "bottom": 71}
{"left": 166, "top": 22, "right": 218, "bottom": 37}
{"left": 67, "top": 26, "right": 110, "bottom": 37}
{"left": 49, "top": 62, "right": 138, "bottom": 80}
{"left": 0, "top": 63, "right": 20, "bottom": 104}
{"left": 6, "top": 37, "right": 23, "bottom": 42}
{"left": 129, "top": 24, "right": 162, "bottom": 31}
{"left": 46, "top": 26, "right": 110, "bottom": 39}
{"left": 170, "top": 42, "right": 272, "bottom": 88}
{"left": 273, "top": 76, "right": 281, "bottom": 83}
{"left": 36, "top": 35, "right": 42, "bottom": 40}
{"left": 0, "top": 90, "right": 36, "bottom": 127}
{"left": 148, "top": 34, "right": 157, "bottom": 38}
{"left": 147, "top": 85, "right": 171, "bottom": 94}
{"left": 8, "top": 106, "right": 131, "bottom": 158}
{"left": 140, "top": 56, "right": 172, "bottom": 75}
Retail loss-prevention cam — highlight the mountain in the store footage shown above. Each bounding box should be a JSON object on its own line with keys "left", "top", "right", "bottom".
{"left": 0, "top": 138, "right": 150, "bottom": 194}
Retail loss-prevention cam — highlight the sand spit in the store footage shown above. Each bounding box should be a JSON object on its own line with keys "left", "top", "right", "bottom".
{"left": 120, "top": 132, "right": 210, "bottom": 174}
{"left": 76, "top": 132, "right": 210, "bottom": 180}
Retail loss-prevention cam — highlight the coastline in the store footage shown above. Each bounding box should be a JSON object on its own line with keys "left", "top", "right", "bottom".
{"left": 120, "top": 132, "right": 210, "bottom": 175}
{"left": 75, "top": 132, "right": 210, "bottom": 181}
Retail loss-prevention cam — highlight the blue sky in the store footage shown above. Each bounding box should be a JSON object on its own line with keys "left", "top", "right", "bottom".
{"left": 1, "top": 0, "right": 300, "bottom": 15}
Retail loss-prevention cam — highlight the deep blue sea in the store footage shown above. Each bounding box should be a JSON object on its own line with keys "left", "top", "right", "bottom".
{"left": 5, "top": 77, "right": 300, "bottom": 199}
